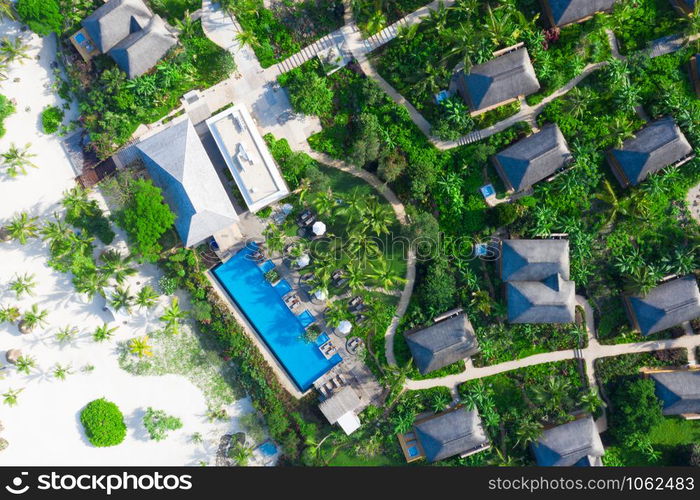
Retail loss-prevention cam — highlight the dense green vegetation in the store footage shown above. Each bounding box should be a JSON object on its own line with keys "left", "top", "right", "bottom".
{"left": 16, "top": 0, "right": 63, "bottom": 35}
{"left": 0, "top": 94, "right": 15, "bottom": 138}
{"left": 353, "top": 0, "right": 432, "bottom": 36}
{"left": 221, "top": 0, "right": 344, "bottom": 67}
{"left": 41, "top": 106, "right": 64, "bottom": 134}
{"left": 142, "top": 407, "right": 183, "bottom": 441}
{"left": 64, "top": 20, "right": 235, "bottom": 158}
{"left": 147, "top": 0, "right": 200, "bottom": 21}
{"left": 80, "top": 398, "right": 127, "bottom": 447}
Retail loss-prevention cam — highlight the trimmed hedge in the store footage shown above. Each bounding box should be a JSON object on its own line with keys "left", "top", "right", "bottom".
{"left": 80, "top": 398, "right": 127, "bottom": 447}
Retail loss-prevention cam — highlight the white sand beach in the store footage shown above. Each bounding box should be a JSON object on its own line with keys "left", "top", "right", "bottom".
{"left": 0, "top": 22, "right": 256, "bottom": 466}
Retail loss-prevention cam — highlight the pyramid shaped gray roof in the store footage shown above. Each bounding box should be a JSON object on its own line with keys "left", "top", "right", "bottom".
{"left": 109, "top": 15, "right": 177, "bottom": 79}
{"left": 542, "top": 0, "right": 617, "bottom": 26}
{"left": 506, "top": 276, "right": 576, "bottom": 323}
{"left": 501, "top": 239, "right": 570, "bottom": 281}
{"left": 405, "top": 314, "right": 479, "bottom": 375}
{"left": 532, "top": 417, "right": 604, "bottom": 466}
{"left": 461, "top": 48, "right": 540, "bottom": 112}
{"left": 492, "top": 124, "right": 572, "bottom": 192}
{"left": 627, "top": 275, "right": 700, "bottom": 335}
{"left": 82, "top": 0, "right": 152, "bottom": 53}
{"left": 414, "top": 407, "right": 490, "bottom": 463}
{"left": 650, "top": 370, "right": 700, "bottom": 416}
{"left": 136, "top": 118, "right": 239, "bottom": 247}
{"left": 609, "top": 117, "right": 693, "bottom": 187}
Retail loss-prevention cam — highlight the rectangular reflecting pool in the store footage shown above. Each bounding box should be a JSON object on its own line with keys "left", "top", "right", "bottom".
{"left": 212, "top": 243, "right": 341, "bottom": 391}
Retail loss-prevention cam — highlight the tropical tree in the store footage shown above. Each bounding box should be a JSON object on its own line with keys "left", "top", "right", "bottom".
{"left": 109, "top": 286, "right": 134, "bottom": 313}
{"left": 18, "top": 304, "right": 48, "bottom": 333}
{"left": 235, "top": 30, "right": 260, "bottom": 49}
{"left": 93, "top": 323, "right": 117, "bottom": 342}
{"left": 4, "top": 212, "right": 39, "bottom": 244}
{"left": 99, "top": 249, "right": 136, "bottom": 284}
{"left": 160, "top": 297, "right": 188, "bottom": 335}
{"left": 230, "top": 443, "right": 254, "bottom": 466}
{"left": 0, "top": 36, "right": 29, "bottom": 63}
{"left": 1, "top": 143, "right": 38, "bottom": 176}
{"left": 135, "top": 285, "right": 159, "bottom": 310}
{"left": 128, "top": 335, "right": 153, "bottom": 358}
{"left": 14, "top": 354, "right": 36, "bottom": 375}
{"left": 369, "top": 257, "right": 405, "bottom": 290}
{"left": 55, "top": 325, "right": 78, "bottom": 343}
{"left": 73, "top": 268, "right": 108, "bottom": 301}
{"left": 0, "top": 304, "right": 20, "bottom": 323}
{"left": 580, "top": 389, "right": 606, "bottom": 415}
{"left": 625, "top": 265, "right": 664, "bottom": 296}
{"left": 470, "top": 289, "right": 494, "bottom": 315}
{"left": 40, "top": 216, "right": 75, "bottom": 255}
{"left": 9, "top": 272, "right": 36, "bottom": 297}
{"left": 262, "top": 224, "right": 285, "bottom": 255}
{"left": 514, "top": 417, "right": 543, "bottom": 447}
{"left": 2, "top": 387, "right": 22, "bottom": 407}
{"left": 336, "top": 188, "right": 366, "bottom": 224}
{"left": 595, "top": 179, "right": 629, "bottom": 227}
{"left": 52, "top": 363, "right": 72, "bottom": 380}
{"left": 363, "top": 197, "right": 393, "bottom": 236}
{"left": 0, "top": 0, "right": 15, "bottom": 20}
{"left": 431, "top": 391, "right": 450, "bottom": 413}
{"left": 312, "top": 189, "right": 336, "bottom": 218}
{"left": 345, "top": 260, "right": 370, "bottom": 292}
{"left": 345, "top": 227, "right": 380, "bottom": 261}
{"left": 324, "top": 300, "right": 351, "bottom": 328}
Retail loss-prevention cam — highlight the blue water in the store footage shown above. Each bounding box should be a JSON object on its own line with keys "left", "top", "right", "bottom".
{"left": 213, "top": 243, "right": 341, "bottom": 391}
{"left": 408, "top": 446, "right": 419, "bottom": 457}
{"left": 260, "top": 441, "right": 278, "bottom": 456}
{"left": 297, "top": 310, "right": 315, "bottom": 328}
{"left": 74, "top": 33, "right": 86, "bottom": 44}
{"left": 260, "top": 259, "right": 275, "bottom": 273}
{"left": 274, "top": 279, "right": 291, "bottom": 297}
{"left": 315, "top": 332, "right": 330, "bottom": 346}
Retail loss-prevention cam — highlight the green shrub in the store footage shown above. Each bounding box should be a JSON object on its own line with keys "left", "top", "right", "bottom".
{"left": 80, "top": 398, "right": 127, "bottom": 447}
{"left": 16, "top": 0, "right": 63, "bottom": 36}
{"left": 0, "top": 95, "right": 15, "bottom": 138}
{"left": 41, "top": 106, "right": 64, "bottom": 134}
{"left": 142, "top": 407, "right": 183, "bottom": 441}
{"left": 609, "top": 378, "right": 663, "bottom": 444}
{"left": 119, "top": 179, "right": 175, "bottom": 262}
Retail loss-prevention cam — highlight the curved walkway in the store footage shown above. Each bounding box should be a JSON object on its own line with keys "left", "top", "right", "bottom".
{"left": 306, "top": 150, "right": 415, "bottom": 366}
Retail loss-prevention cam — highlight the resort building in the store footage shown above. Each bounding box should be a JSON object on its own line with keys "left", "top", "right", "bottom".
{"left": 398, "top": 406, "right": 490, "bottom": 463}
{"left": 500, "top": 239, "right": 576, "bottom": 324}
{"left": 539, "top": 0, "right": 617, "bottom": 27}
{"left": 206, "top": 105, "right": 290, "bottom": 213}
{"left": 456, "top": 44, "right": 540, "bottom": 116}
{"left": 669, "top": 0, "right": 696, "bottom": 15}
{"left": 318, "top": 386, "right": 363, "bottom": 435}
{"left": 607, "top": 117, "right": 694, "bottom": 188}
{"left": 646, "top": 368, "right": 700, "bottom": 419}
{"left": 74, "top": 0, "right": 177, "bottom": 78}
{"left": 404, "top": 309, "right": 479, "bottom": 375}
{"left": 690, "top": 54, "right": 700, "bottom": 97}
{"left": 135, "top": 117, "right": 241, "bottom": 249}
{"left": 623, "top": 275, "right": 700, "bottom": 336}
{"left": 491, "top": 123, "right": 573, "bottom": 193}
{"left": 531, "top": 416, "right": 605, "bottom": 466}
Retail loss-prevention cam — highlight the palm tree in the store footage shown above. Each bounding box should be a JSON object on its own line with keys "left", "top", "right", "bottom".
{"left": 174, "top": 13, "right": 197, "bottom": 38}
{"left": 595, "top": 179, "right": 629, "bottom": 227}
{"left": 62, "top": 186, "right": 94, "bottom": 218}
{"left": 336, "top": 188, "right": 366, "bottom": 224}
{"left": 235, "top": 30, "right": 260, "bottom": 49}
{"left": 1, "top": 143, "right": 38, "bottom": 176}
{"left": 580, "top": 389, "right": 606, "bottom": 414}
{"left": 0, "top": 37, "right": 29, "bottom": 63}
{"left": 160, "top": 297, "right": 188, "bottom": 335}
{"left": 53, "top": 363, "right": 72, "bottom": 380}
{"left": 363, "top": 197, "right": 393, "bottom": 236}
{"left": 345, "top": 260, "right": 370, "bottom": 292}
{"left": 0, "top": 304, "right": 20, "bottom": 323}
{"left": 431, "top": 391, "right": 450, "bottom": 413}
{"left": 262, "top": 224, "right": 285, "bottom": 256}
{"left": 312, "top": 189, "right": 336, "bottom": 219}
{"left": 109, "top": 286, "right": 134, "bottom": 313}
{"left": 345, "top": 228, "right": 380, "bottom": 261}
{"left": 9, "top": 272, "right": 36, "bottom": 298}
{"left": 514, "top": 417, "right": 543, "bottom": 447}
{"left": 487, "top": 447, "right": 521, "bottom": 466}
{"left": 40, "top": 216, "right": 76, "bottom": 255}
{"left": 18, "top": 304, "right": 48, "bottom": 334}
{"left": 625, "top": 265, "right": 664, "bottom": 295}
{"left": 324, "top": 300, "right": 350, "bottom": 328}
{"left": 608, "top": 116, "right": 636, "bottom": 148}
{"left": 14, "top": 355, "right": 36, "bottom": 375}
{"left": 74, "top": 269, "right": 108, "bottom": 301}
{"left": 231, "top": 443, "right": 254, "bottom": 466}
{"left": 93, "top": 323, "right": 117, "bottom": 342}
{"left": 5, "top": 212, "right": 39, "bottom": 244}
{"left": 55, "top": 325, "right": 78, "bottom": 343}
{"left": 2, "top": 387, "right": 22, "bottom": 407}
{"left": 135, "top": 285, "right": 159, "bottom": 310}
{"left": 128, "top": 335, "right": 153, "bottom": 358}
{"left": 369, "top": 257, "right": 405, "bottom": 290}
{"left": 0, "top": 0, "right": 15, "bottom": 20}
{"left": 470, "top": 290, "right": 493, "bottom": 315}
{"left": 99, "top": 249, "right": 136, "bottom": 284}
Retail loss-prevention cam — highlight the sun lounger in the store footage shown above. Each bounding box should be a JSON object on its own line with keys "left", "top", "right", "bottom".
{"left": 348, "top": 296, "right": 363, "bottom": 308}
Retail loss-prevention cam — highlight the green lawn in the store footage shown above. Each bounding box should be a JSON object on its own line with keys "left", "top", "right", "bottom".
{"left": 606, "top": 418, "right": 700, "bottom": 466}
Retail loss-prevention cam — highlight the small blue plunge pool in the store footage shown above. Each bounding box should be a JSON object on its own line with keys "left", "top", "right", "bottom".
{"left": 213, "top": 243, "right": 341, "bottom": 391}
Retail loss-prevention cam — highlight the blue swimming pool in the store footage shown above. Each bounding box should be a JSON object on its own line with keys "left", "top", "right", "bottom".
{"left": 259, "top": 441, "right": 278, "bottom": 456}
{"left": 74, "top": 33, "right": 86, "bottom": 44}
{"left": 213, "top": 243, "right": 341, "bottom": 391}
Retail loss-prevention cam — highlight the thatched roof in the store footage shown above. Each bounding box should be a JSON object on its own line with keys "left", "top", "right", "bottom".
{"left": 109, "top": 15, "right": 177, "bottom": 79}
{"left": 501, "top": 239, "right": 576, "bottom": 324}
{"left": 627, "top": 275, "right": 700, "bottom": 335}
{"left": 501, "top": 239, "right": 570, "bottom": 282}
{"left": 318, "top": 386, "right": 362, "bottom": 424}
{"left": 414, "top": 406, "right": 490, "bottom": 463}
{"left": 82, "top": 0, "right": 152, "bottom": 53}
{"left": 405, "top": 314, "right": 479, "bottom": 375}
{"left": 458, "top": 47, "right": 540, "bottom": 112}
{"left": 492, "top": 124, "right": 572, "bottom": 192}
{"left": 541, "top": 0, "right": 617, "bottom": 26}
{"left": 650, "top": 370, "right": 700, "bottom": 416}
{"left": 532, "top": 417, "right": 604, "bottom": 466}
{"left": 136, "top": 118, "right": 240, "bottom": 247}
{"left": 608, "top": 117, "right": 693, "bottom": 187}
